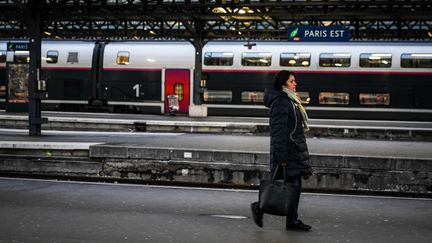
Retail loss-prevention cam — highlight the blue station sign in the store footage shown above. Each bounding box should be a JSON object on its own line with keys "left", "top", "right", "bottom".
{"left": 288, "top": 26, "right": 350, "bottom": 42}
{"left": 7, "top": 42, "right": 29, "bottom": 51}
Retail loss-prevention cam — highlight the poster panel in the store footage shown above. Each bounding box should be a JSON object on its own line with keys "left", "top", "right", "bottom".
{"left": 7, "top": 63, "right": 29, "bottom": 104}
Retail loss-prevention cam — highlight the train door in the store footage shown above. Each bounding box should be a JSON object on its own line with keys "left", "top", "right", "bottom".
{"left": 164, "top": 69, "right": 190, "bottom": 114}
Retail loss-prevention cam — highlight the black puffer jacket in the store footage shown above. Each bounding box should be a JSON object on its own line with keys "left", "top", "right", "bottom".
{"left": 264, "top": 89, "right": 312, "bottom": 178}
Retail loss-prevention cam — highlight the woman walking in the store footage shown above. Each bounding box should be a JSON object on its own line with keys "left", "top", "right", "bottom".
{"left": 251, "top": 70, "right": 313, "bottom": 231}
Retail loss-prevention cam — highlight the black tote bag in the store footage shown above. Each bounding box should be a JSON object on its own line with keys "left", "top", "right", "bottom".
{"left": 258, "top": 164, "right": 291, "bottom": 216}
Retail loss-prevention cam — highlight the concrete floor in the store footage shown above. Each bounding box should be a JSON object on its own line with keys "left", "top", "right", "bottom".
{"left": 0, "top": 177, "right": 431, "bottom": 243}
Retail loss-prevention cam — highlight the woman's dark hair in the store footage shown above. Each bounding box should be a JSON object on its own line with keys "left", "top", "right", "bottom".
{"left": 273, "top": 70, "right": 296, "bottom": 90}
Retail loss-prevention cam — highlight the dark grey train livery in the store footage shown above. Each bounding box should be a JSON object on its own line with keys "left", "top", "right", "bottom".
{"left": 0, "top": 40, "right": 431, "bottom": 120}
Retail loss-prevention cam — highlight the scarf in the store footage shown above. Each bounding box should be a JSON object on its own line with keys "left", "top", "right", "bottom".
{"left": 282, "top": 88, "right": 309, "bottom": 131}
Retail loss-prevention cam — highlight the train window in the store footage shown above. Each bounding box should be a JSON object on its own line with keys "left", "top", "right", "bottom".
{"left": 14, "top": 51, "right": 29, "bottom": 63}
{"left": 0, "top": 50, "right": 6, "bottom": 63}
{"left": 204, "top": 52, "right": 234, "bottom": 66}
{"left": 67, "top": 52, "right": 79, "bottom": 63}
{"left": 241, "top": 52, "right": 272, "bottom": 66}
{"left": 359, "top": 93, "right": 390, "bottom": 106}
{"left": 319, "top": 53, "right": 351, "bottom": 67}
{"left": 360, "top": 53, "right": 392, "bottom": 68}
{"left": 46, "top": 50, "right": 59, "bottom": 64}
{"left": 280, "top": 53, "right": 311, "bottom": 67}
{"left": 296, "top": 92, "right": 310, "bottom": 104}
{"left": 319, "top": 92, "right": 349, "bottom": 105}
{"left": 173, "top": 83, "right": 184, "bottom": 101}
{"left": 0, "top": 84, "right": 5, "bottom": 97}
{"left": 116, "top": 51, "right": 130, "bottom": 65}
{"left": 203, "top": 90, "right": 232, "bottom": 103}
{"left": 401, "top": 53, "right": 432, "bottom": 68}
{"left": 241, "top": 91, "right": 264, "bottom": 103}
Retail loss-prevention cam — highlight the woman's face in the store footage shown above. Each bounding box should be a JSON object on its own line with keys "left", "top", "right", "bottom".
{"left": 284, "top": 75, "right": 297, "bottom": 92}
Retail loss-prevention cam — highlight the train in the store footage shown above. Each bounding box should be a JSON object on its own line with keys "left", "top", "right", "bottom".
{"left": 0, "top": 40, "right": 431, "bottom": 121}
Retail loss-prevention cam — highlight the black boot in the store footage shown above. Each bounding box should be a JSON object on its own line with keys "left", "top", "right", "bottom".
{"left": 250, "top": 202, "right": 263, "bottom": 227}
{"left": 286, "top": 219, "right": 312, "bottom": 231}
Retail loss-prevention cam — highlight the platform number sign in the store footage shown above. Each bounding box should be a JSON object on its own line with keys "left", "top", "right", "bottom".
{"left": 132, "top": 84, "right": 142, "bottom": 98}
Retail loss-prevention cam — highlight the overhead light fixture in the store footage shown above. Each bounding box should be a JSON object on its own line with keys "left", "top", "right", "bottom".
{"left": 322, "top": 21, "right": 333, "bottom": 26}
{"left": 212, "top": 7, "right": 227, "bottom": 14}
{"left": 237, "top": 7, "right": 254, "bottom": 15}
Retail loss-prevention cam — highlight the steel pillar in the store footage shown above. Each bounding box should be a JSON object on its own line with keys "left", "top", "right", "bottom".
{"left": 27, "top": 2, "right": 47, "bottom": 136}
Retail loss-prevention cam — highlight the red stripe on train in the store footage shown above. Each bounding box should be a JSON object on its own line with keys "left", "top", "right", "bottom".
{"left": 103, "top": 67, "right": 162, "bottom": 71}
{"left": 202, "top": 69, "right": 432, "bottom": 75}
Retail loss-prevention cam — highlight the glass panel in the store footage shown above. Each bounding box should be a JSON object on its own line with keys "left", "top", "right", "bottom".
{"left": 46, "top": 50, "right": 59, "bottom": 64}
{"left": 173, "top": 83, "right": 184, "bottom": 101}
{"left": 116, "top": 51, "right": 130, "bottom": 65}
{"left": 241, "top": 52, "right": 271, "bottom": 66}
{"left": 280, "top": 52, "right": 311, "bottom": 67}
{"left": 360, "top": 53, "right": 392, "bottom": 68}
{"left": 359, "top": 93, "right": 390, "bottom": 105}
{"left": 241, "top": 91, "right": 264, "bottom": 103}
{"left": 296, "top": 91, "right": 310, "bottom": 104}
{"left": 319, "top": 53, "right": 351, "bottom": 67}
{"left": 319, "top": 92, "right": 349, "bottom": 105}
{"left": 401, "top": 53, "right": 432, "bottom": 68}
{"left": 204, "top": 52, "right": 234, "bottom": 66}
{"left": 203, "top": 90, "right": 232, "bottom": 103}
{"left": 0, "top": 50, "right": 6, "bottom": 63}
{"left": 67, "top": 52, "right": 78, "bottom": 63}
{"left": 14, "top": 51, "right": 29, "bottom": 63}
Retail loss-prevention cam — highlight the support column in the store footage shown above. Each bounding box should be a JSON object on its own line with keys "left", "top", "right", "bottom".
{"left": 189, "top": 20, "right": 207, "bottom": 117}
{"left": 27, "top": 2, "right": 47, "bottom": 136}
{"left": 193, "top": 37, "right": 204, "bottom": 106}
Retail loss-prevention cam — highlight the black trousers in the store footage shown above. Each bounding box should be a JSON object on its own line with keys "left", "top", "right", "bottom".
{"left": 285, "top": 176, "right": 302, "bottom": 225}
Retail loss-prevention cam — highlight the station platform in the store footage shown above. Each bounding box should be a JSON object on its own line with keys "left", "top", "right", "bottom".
{"left": 1, "top": 177, "right": 431, "bottom": 243}
{"left": 0, "top": 128, "right": 431, "bottom": 197}
{"left": 1, "top": 110, "right": 432, "bottom": 141}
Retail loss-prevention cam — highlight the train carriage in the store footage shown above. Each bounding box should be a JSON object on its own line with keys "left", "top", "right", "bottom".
{"left": 0, "top": 40, "right": 431, "bottom": 121}
{"left": 201, "top": 41, "right": 432, "bottom": 120}
{"left": 101, "top": 41, "right": 195, "bottom": 114}
{"left": 41, "top": 41, "right": 97, "bottom": 111}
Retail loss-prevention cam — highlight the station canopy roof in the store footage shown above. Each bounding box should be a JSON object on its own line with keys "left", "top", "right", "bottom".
{"left": 0, "top": 0, "right": 431, "bottom": 41}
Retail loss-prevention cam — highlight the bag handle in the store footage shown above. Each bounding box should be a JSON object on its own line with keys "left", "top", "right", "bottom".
{"left": 271, "top": 163, "right": 287, "bottom": 181}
